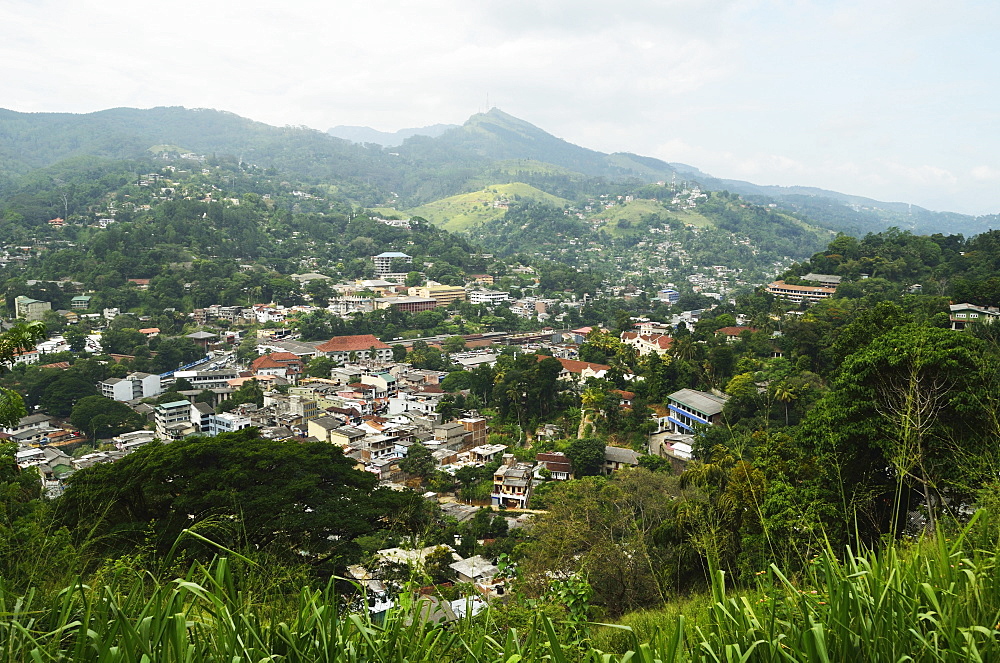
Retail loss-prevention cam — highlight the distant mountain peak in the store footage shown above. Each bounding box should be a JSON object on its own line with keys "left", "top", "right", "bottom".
{"left": 327, "top": 123, "right": 457, "bottom": 147}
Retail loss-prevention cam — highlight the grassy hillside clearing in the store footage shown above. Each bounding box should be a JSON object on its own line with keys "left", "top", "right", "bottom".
{"left": 407, "top": 183, "right": 571, "bottom": 232}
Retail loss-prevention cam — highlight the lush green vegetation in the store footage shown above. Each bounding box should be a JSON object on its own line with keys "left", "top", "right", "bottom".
{"left": 5, "top": 505, "right": 1000, "bottom": 661}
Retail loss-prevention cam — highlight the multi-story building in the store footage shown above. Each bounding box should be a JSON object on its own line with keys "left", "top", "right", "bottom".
{"left": 373, "top": 296, "right": 438, "bottom": 312}
{"left": 949, "top": 303, "right": 1000, "bottom": 330}
{"left": 458, "top": 417, "right": 488, "bottom": 447}
{"left": 468, "top": 290, "right": 511, "bottom": 305}
{"left": 288, "top": 394, "right": 320, "bottom": 421}
{"left": 492, "top": 455, "right": 534, "bottom": 509}
{"left": 765, "top": 280, "right": 836, "bottom": 304}
{"left": 666, "top": 389, "right": 729, "bottom": 433}
{"left": 372, "top": 251, "right": 412, "bottom": 276}
{"left": 14, "top": 296, "right": 51, "bottom": 321}
{"left": 70, "top": 295, "right": 92, "bottom": 310}
{"left": 411, "top": 285, "right": 467, "bottom": 308}
{"left": 329, "top": 426, "right": 366, "bottom": 448}
{"left": 536, "top": 451, "right": 572, "bottom": 480}
{"left": 656, "top": 288, "right": 680, "bottom": 305}
{"left": 251, "top": 352, "right": 303, "bottom": 383}
{"left": 207, "top": 412, "right": 252, "bottom": 436}
{"left": 315, "top": 335, "right": 393, "bottom": 363}
{"left": 620, "top": 331, "right": 673, "bottom": 357}
{"left": 327, "top": 296, "right": 374, "bottom": 317}
{"left": 100, "top": 372, "right": 163, "bottom": 401}
{"left": 433, "top": 422, "right": 469, "bottom": 450}
{"left": 171, "top": 369, "right": 240, "bottom": 390}
{"left": 155, "top": 400, "right": 196, "bottom": 439}
{"left": 360, "top": 372, "right": 398, "bottom": 398}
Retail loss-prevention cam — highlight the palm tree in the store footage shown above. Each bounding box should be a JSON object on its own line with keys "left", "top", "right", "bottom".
{"left": 773, "top": 382, "right": 797, "bottom": 426}
{"left": 578, "top": 386, "right": 605, "bottom": 439}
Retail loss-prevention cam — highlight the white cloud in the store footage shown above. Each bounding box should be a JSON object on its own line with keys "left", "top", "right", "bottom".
{"left": 971, "top": 166, "right": 1000, "bottom": 182}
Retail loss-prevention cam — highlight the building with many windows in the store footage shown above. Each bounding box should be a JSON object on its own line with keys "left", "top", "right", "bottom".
{"left": 373, "top": 296, "right": 438, "bottom": 313}
{"left": 411, "top": 285, "right": 467, "bottom": 308}
{"left": 666, "top": 389, "right": 729, "bottom": 433}
{"left": 14, "top": 296, "right": 51, "bottom": 321}
{"left": 155, "top": 400, "right": 196, "bottom": 440}
{"left": 949, "top": 302, "right": 1000, "bottom": 330}
{"left": 492, "top": 455, "right": 534, "bottom": 509}
{"left": 765, "top": 280, "right": 836, "bottom": 304}
{"left": 207, "top": 412, "right": 252, "bottom": 436}
{"left": 315, "top": 334, "right": 393, "bottom": 363}
{"left": 468, "top": 290, "right": 511, "bottom": 305}
{"left": 372, "top": 251, "right": 411, "bottom": 276}
{"left": 101, "top": 372, "right": 162, "bottom": 402}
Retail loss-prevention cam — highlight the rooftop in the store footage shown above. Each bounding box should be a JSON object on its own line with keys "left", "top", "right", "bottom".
{"left": 316, "top": 334, "right": 391, "bottom": 352}
{"left": 668, "top": 388, "right": 729, "bottom": 416}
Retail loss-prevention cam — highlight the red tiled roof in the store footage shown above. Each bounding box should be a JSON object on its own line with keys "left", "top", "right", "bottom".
{"left": 139, "top": 327, "right": 160, "bottom": 334}
{"left": 252, "top": 356, "right": 286, "bottom": 370}
{"left": 537, "top": 355, "right": 611, "bottom": 374}
{"left": 40, "top": 361, "right": 71, "bottom": 369}
{"left": 265, "top": 351, "right": 301, "bottom": 363}
{"left": 251, "top": 353, "right": 304, "bottom": 371}
{"left": 315, "top": 334, "right": 391, "bottom": 352}
{"left": 646, "top": 334, "right": 673, "bottom": 349}
{"left": 717, "top": 326, "right": 757, "bottom": 337}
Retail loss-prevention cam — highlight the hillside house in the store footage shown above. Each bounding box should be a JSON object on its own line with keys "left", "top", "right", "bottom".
{"left": 667, "top": 389, "right": 729, "bottom": 433}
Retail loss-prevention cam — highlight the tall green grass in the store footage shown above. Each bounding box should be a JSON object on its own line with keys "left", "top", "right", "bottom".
{"left": 4, "top": 518, "right": 1000, "bottom": 662}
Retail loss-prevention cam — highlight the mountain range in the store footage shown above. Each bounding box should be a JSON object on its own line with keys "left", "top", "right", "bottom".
{"left": 0, "top": 105, "right": 995, "bottom": 237}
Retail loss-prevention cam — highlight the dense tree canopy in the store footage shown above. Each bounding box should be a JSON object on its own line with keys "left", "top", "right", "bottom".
{"left": 57, "top": 429, "right": 426, "bottom": 568}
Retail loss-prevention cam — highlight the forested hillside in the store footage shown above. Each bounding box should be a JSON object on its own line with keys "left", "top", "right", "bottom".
{"left": 2, "top": 105, "right": 993, "bottom": 238}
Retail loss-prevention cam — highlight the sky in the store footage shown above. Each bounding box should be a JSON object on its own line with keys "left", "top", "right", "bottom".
{"left": 4, "top": 0, "right": 999, "bottom": 215}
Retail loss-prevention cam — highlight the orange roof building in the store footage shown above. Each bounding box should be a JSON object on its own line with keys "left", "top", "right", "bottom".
{"left": 315, "top": 335, "right": 393, "bottom": 363}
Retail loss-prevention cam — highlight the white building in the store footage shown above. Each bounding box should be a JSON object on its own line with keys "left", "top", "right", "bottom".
{"left": 208, "top": 412, "right": 252, "bottom": 436}
{"left": 372, "top": 251, "right": 411, "bottom": 276}
{"left": 101, "top": 372, "right": 162, "bottom": 402}
{"left": 468, "top": 290, "right": 511, "bottom": 305}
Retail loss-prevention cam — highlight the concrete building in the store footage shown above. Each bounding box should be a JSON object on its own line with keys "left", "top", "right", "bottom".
{"left": 373, "top": 296, "right": 438, "bottom": 313}
{"left": 171, "top": 369, "right": 240, "bottom": 390}
{"left": 101, "top": 372, "right": 162, "bottom": 402}
{"left": 666, "top": 389, "right": 729, "bottom": 433}
{"left": 492, "top": 455, "right": 534, "bottom": 509}
{"left": 765, "top": 281, "right": 836, "bottom": 304}
{"left": 155, "top": 400, "right": 196, "bottom": 440}
{"left": 468, "top": 290, "right": 511, "bottom": 305}
{"left": 70, "top": 295, "right": 92, "bottom": 310}
{"left": 14, "top": 296, "right": 50, "bottom": 321}
{"left": 411, "top": 285, "right": 467, "bottom": 308}
{"left": 433, "top": 422, "right": 469, "bottom": 450}
{"left": 208, "top": 412, "right": 252, "bottom": 436}
{"left": 315, "top": 335, "right": 393, "bottom": 363}
{"left": 372, "top": 251, "right": 412, "bottom": 276}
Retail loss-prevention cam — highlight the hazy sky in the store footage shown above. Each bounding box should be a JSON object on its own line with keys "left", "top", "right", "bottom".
{"left": 4, "top": 0, "right": 998, "bottom": 215}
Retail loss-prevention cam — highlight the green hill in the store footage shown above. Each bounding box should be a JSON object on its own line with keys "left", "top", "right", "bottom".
{"left": 0, "top": 105, "right": 991, "bottom": 235}
{"left": 406, "top": 183, "right": 570, "bottom": 232}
